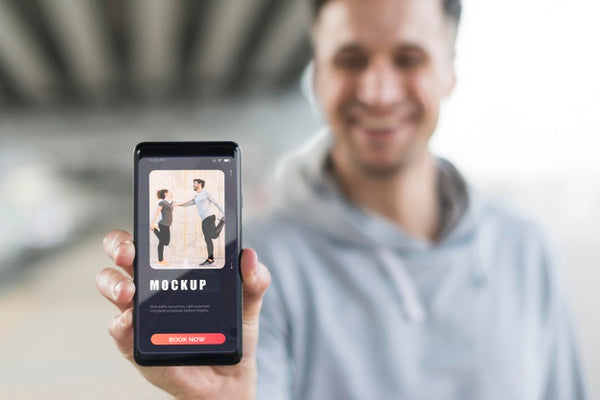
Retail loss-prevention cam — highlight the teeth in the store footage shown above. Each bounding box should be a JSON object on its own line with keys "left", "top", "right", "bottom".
{"left": 361, "top": 116, "right": 398, "bottom": 130}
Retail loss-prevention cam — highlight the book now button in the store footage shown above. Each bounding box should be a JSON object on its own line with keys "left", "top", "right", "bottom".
{"left": 151, "top": 333, "right": 226, "bottom": 345}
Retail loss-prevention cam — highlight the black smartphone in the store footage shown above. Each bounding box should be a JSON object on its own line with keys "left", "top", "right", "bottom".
{"left": 133, "top": 142, "right": 242, "bottom": 366}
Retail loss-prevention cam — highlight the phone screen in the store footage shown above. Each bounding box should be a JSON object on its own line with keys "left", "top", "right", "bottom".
{"left": 134, "top": 143, "right": 242, "bottom": 365}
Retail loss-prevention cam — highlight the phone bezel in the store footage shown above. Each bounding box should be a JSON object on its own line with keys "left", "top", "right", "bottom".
{"left": 133, "top": 141, "right": 242, "bottom": 366}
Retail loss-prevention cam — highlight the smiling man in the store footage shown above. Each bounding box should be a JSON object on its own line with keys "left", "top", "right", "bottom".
{"left": 311, "top": 0, "right": 459, "bottom": 241}
{"left": 253, "top": 0, "right": 588, "bottom": 398}
{"left": 96, "top": 0, "right": 588, "bottom": 399}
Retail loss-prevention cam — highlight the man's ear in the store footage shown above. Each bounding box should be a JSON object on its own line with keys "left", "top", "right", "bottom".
{"left": 301, "top": 60, "right": 323, "bottom": 116}
{"left": 312, "top": 63, "right": 317, "bottom": 95}
{"left": 442, "top": 60, "right": 457, "bottom": 98}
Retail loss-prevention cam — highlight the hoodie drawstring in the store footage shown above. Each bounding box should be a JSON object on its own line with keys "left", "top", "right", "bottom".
{"left": 376, "top": 248, "right": 426, "bottom": 323}
{"left": 470, "top": 225, "right": 492, "bottom": 287}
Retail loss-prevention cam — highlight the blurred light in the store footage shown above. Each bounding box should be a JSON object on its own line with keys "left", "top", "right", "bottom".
{"left": 1, "top": 163, "right": 73, "bottom": 251}
{"left": 432, "top": 0, "right": 600, "bottom": 181}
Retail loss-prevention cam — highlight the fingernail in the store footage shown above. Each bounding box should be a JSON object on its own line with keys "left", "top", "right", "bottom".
{"left": 246, "top": 250, "right": 259, "bottom": 277}
{"left": 113, "top": 240, "right": 132, "bottom": 259}
{"left": 253, "top": 264, "right": 260, "bottom": 279}
{"left": 125, "top": 280, "right": 135, "bottom": 295}
{"left": 112, "top": 244, "right": 121, "bottom": 260}
{"left": 113, "top": 280, "right": 123, "bottom": 299}
{"left": 121, "top": 309, "right": 132, "bottom": 326}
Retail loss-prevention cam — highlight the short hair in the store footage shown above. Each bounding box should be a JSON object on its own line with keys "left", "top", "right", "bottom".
{"left": 193, "top": 179, "right": 205, "bottom": 188}
{"left": 157, "top": 189, "right": 168, "bottom": 199}
{"left": 311, "top": 0, "right": 462, "bottom": 26}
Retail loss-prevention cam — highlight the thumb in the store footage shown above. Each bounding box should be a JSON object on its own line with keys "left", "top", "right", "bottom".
{"left": 240, "top": 248, "right": 271, "bottom": 358}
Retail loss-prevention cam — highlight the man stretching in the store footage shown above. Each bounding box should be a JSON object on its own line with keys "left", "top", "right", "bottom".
{"left": 181, "top": 178, "right": 225, "bottom": 266}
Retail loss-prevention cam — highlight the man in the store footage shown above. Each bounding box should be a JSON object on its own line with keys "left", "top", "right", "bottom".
{"left": 96, "top": 0, "right": 589, "bottom": 399}
{"left": 180, "top": 178, "right": 225, "bottom": 266}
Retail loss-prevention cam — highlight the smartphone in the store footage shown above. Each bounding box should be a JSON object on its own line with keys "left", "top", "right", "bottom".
{"left": 133, "top": 142, "right": 242, "bottom": 365}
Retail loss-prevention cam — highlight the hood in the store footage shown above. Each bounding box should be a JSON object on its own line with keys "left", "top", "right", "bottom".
{"left": 270, "top": 130, "right": 480, "bottom": 253}
{"left": 268, "top": 131, "right": 488, "bottom": 322}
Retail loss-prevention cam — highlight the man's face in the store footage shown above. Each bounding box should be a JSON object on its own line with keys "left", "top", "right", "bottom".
{"left": 313, "top": 0, "right": 457, "bottom": 176}
{"left": 193, "top": 181, "right": 200, "bottom": 192}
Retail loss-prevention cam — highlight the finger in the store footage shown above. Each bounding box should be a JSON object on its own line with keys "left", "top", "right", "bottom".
{"left": 240, "top": 248, "right": 271, "bottom": 357}
{"left": 103, "top": 230, "right": 135, "bottom": 276}
{"left": 108, "top": 308, "right": 134, "bottom": 362}
{"left": 96, "top": 267, "right": 136, "bottom": 312}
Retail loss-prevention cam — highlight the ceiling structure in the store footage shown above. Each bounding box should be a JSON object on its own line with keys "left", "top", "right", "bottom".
{"left": 0, "top": 0, "right": 312, "bottom": 108}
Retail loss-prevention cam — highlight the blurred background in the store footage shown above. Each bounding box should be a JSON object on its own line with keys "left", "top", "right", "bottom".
{"left": 0, "top": 0, "right": 598, "bottom": 398}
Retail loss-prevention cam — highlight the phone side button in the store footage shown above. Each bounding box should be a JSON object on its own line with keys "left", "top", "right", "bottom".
{"left": 151, "top": 333, "right": 226, "bottom": 345}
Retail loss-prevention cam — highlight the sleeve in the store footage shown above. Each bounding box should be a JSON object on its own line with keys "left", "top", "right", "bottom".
{"left": 207, "top": 192, "right": 225, "bottom": 215}
{"left": 539, "top": 233, "right": 590, "bottom": 400}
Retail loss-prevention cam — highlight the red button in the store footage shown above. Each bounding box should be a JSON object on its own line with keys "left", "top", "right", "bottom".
{"left": 151, "top": 333, "right": 226, "bottom": 345}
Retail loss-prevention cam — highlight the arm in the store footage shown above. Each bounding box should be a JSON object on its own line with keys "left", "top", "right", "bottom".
{"left": 543, "top": 303, "right": 589, "bottom": 400}
{"left": 538, "top": 233, "right": 590, "bottom": 399}
{"left": 150, "top": 206, "right": 162, "bottom": 230}
{"left": 96, "top": 231, "right": 271, "bottom": 400}
{"left": 207, "top": 192, "right": 225, "bottom": 216}
{"left": 179, "top": 199, "right": 195, "bottom": 207}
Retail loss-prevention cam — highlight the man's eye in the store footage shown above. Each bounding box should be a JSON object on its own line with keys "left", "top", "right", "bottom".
{"left": 394, "top": 55, "right": 422, "bottom": 69}
{"left": 334, "top": 54, "right": 368, "bottom": 71}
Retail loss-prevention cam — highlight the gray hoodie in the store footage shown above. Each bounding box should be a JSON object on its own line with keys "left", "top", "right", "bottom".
{"left": 246, "top": 132, "right": 588, "bottom": 400}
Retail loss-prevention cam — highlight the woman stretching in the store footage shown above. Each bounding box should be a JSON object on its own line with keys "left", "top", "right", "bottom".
{"left": 150, "top": 189, "right": 177, "bottom": 266}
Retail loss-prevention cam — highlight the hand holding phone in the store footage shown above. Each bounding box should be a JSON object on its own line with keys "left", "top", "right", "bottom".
{"left": 96, "top": 231, "right": 271, "bottom": 398}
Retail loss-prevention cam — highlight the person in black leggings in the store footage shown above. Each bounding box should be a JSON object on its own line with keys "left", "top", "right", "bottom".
{"left": 180, "top": 179, "right": 225, "bottom": 266}
{"left": 150, "top": 189, "right": 177, "bottom": 266}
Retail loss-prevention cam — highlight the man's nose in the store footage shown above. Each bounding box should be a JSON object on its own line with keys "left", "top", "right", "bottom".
{"left": 356, "top": 59, "right": 404, "bottom": 107}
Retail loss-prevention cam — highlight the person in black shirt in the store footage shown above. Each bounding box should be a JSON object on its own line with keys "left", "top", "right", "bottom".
{"left": 150, "top": 189, "right": 177, "bottom": 266}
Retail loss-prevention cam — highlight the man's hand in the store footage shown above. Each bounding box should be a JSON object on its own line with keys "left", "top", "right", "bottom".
{"left": 96, "top": 230, "right": 271, "bottom": 400}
